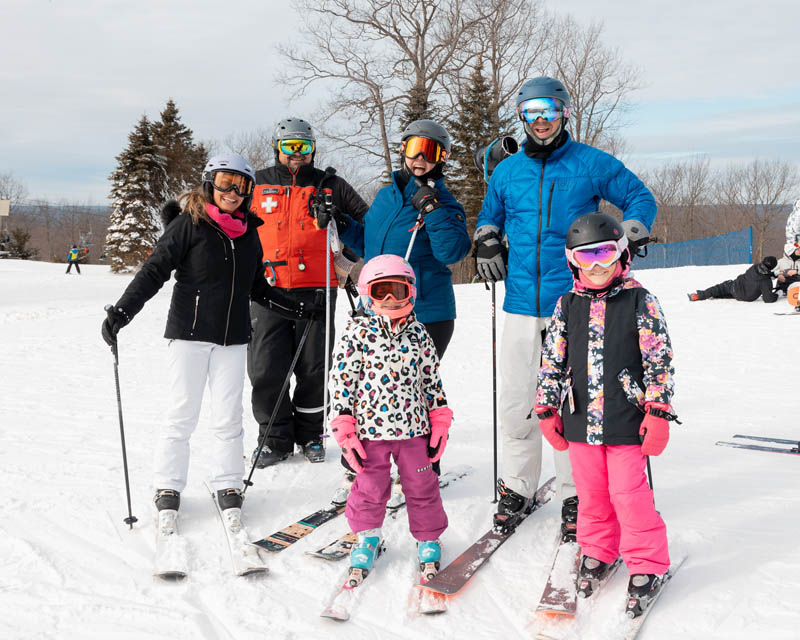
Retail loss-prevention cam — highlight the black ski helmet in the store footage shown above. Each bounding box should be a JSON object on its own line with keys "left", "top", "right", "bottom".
{"left": 201, "top": 153, "right": 256, "bottom": 213}
{"left": 566, "top": 212, "right": 627, "bottom": 250}
{"left": 400, "top": 119, "right": 452, "bottom": 156}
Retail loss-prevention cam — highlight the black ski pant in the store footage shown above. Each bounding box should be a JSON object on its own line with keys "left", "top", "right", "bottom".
{"left": 698, "top": 280, "right": 735, "bottom": 300}
{"left": 66, "top": 261, "right": 80, "bottom": 274}
{"left": 247, "top": 288, "right": 336, "bottom": 454}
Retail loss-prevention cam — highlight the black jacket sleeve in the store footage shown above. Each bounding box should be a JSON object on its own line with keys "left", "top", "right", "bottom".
{"left": 333, "top": 176, "right": 369, "bottom": 222}
{"left": 116, "top": 214, "right": 192, "bottom": 319}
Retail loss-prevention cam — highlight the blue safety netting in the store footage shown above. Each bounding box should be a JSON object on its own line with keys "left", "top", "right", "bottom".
{"left": 634, "top": 228, "right": 753, "bottom": 270}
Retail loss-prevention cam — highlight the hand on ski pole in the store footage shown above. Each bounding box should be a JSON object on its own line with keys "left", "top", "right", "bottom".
{"left": 427, "top": 407, "right": 453, "bottom": 463}
{"left": 639, "top": 402, "right": 673, "bottom": 456}
{"left": 330, "top": 413, "right": 366, "bottom": 473}
{"left": 411, "top": 179, "right": 439, "bottom": 215}
{"left": 535, "top": 405, "right": 568, "bottom": 451}
{"left": 473, "top": 225, "right": 508, "bottom": 283}
{"left": 102, "top": 304, "right": 131, "bottom": 347}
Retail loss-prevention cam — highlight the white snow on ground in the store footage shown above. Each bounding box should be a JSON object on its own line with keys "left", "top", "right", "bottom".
{"left": 1, "top": 259, "right": 798, "bottom": 640}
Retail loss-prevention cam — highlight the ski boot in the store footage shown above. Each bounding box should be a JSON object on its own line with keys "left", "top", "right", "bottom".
{"left": 386, "top": 475, "right": 406, "bottom": 516}
{"left": 303, "top": 438, "right": 325, "bottom": 463}
{"left": 217, "top": 488, "right": 244, "bottom": 533}
{"left": 417, "top": 539, "right": 442, "bottom": 582}
{"left": 251, "top": 446, "right": 291, "bottom": 469}
{"left": 154, "top": 489, "right": 180, "bottom": 512}
{"left": 493, "top": 478, "right": 534, "bottom": 533}
{"left": 348, "top": 528, "right": 383, "bottom": 587}
{"left": 577, "top": 555, "right": 620, "bottom": 598}
{"left": 625, "top": 573, "right": 664, "bottom": 618}
{"left": 331, "top": 470, "right": 356, "bottom": 506}
{"left": 561, "top": 495, "right": 579, "bottom": 543}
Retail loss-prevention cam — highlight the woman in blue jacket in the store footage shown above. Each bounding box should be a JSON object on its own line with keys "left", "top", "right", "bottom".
{"left": 337, "top": 119, "right": 471, "bottom": 358}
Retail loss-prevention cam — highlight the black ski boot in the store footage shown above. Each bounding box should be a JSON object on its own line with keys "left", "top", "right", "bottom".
{"left": 494, "top": 478, "right": 534, "bottom": 532}
{"left": 625, "top": 573, "right": 663, "bottom": 618}
{"left": 154, "top": 489, "right": 180, "bottom": 511}
{"left": 251, "top": 446, "right": 291, "bottom": 469}
{"left": 217, "top": 488, "right": 244, "bottom": 510}
{"left": 560, "top": 495, "right": 579, "bottom": 542}
{"left": 577, "top": 555, "right": 620, "bottom": 598}
{"left": 302, "top": 438, "right": 325, "bottom": 463}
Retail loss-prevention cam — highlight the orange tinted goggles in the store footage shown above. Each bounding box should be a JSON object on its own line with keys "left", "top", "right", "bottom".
{"left": 212, "top": 171, "right": 254, "bottom": 197}
{"left": 368, "top": 278, "right": 411, "bottom": 302}
{"left": 403, "top": 136, "right": 445, "bottom": 163}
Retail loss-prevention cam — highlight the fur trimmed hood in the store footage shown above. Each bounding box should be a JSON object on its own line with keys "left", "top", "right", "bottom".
{"left": 161, "top": 200, "right": 181, "bottom": 228}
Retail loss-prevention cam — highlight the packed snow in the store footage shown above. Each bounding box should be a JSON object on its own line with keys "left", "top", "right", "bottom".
{"left": 1, "top": 259, "right": 798, "bottom": 640}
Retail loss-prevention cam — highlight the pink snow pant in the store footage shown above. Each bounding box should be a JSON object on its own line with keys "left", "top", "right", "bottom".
{"left": 345, "top": 436, "right": 448, "bottom": 541}
{"left": 569, "top": 443, "right": 669, "bottom": 575}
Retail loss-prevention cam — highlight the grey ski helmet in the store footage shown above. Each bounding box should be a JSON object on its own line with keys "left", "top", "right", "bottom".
{"left": 202, "top": 153, "right": 256, "bottom": 212}
{"left": 566, "top": 212, "right": 627, "bottom": 250}
{"left": 516, "top": 76, "right": 571, "bottom": 110}
{"left": 272, "top": 117, "right": 315, "bottom": 147}
{"left": 401, "top": 119, "right": 452, "bottom": 155}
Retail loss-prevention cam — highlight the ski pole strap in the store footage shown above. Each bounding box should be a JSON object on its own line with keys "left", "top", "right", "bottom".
{"left": 648, "top": 407, "right": 682, "bottom": 424}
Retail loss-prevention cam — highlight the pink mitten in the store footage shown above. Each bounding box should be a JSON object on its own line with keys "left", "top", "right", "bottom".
{"left": 330, "top": 414, "right": 367, "bottom": 472}
{"left": 428, "top": 407, "right": 454, "bottom": 463}
{"left": 639, "top": 402, "right": 671, "bottom": 456}
{"left": 535, "top": 405, "right": 568, "bottom": 451}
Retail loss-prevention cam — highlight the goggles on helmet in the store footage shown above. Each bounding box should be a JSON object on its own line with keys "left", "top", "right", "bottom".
{"left": 211, "top": 171, "right": 254, "bottom": 197}
{"left": 278, "top": 138, "right": 315, "bottom": 155}
{"left": 566, "top": 240, "right": 623, "bottom": 270}
{"left": 403, "top": 136, "right": 446, "bottom": 163}
{"left": 518, "top": 97, "right": 568, "bottom": 123}
{"left": 368, "top": 278, "right": 412, "bottom": 303}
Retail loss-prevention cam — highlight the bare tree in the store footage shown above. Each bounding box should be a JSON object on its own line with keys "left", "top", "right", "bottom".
{"left": 715, "top": 158, "right": 800, "bottom": 261}
{"left": 548, "top": 17, "right": 641, "bottom": 148}
{"left": 222, "top": 128, "right": 275, "bottom": 171}
{"left": 278, "top": 0, "right": 486, "bottom": 179}
{"left": 0, "top": 172, "right": 28, "bottom": 205}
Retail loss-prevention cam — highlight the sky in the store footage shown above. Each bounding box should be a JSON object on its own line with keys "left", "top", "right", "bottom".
{"left": 1, "top": 0, "right": 799, "bottom": 204}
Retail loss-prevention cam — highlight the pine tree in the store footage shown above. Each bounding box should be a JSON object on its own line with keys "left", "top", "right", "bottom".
{"left": 152, "top": 99, "right": 207, "bottom": 199}
{"left": 105, "top": 115, "right": 165, "bottom": 272}
{"left": 447, "top": 62, "right": 516, "bottom": 282}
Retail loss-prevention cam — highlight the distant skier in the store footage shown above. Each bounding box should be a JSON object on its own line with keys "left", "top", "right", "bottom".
{"left": 328, "top": 254, "right": 453, "bottom": 586}
{"left": 687, "top": 256, "right": 778, "bottom": 303}
{"left": 65, "top": 244, "right": 84, "bottom": 274}
{"left": 100, "top": 154, "right": 320, "bottom": 529}
{"left": 535, "top": 212, "right": 677, "bottom": 615}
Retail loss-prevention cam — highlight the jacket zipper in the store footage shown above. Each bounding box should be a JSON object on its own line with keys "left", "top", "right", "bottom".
{"left": 191, "top": 292, "right": 200, "bottom": 333}
{"left": 535, "top": 159, "right": 547, "bottom": 316}
{"left": 546, "top": 183, "right": 554, "bottom": 227}
{"left": 224, "top": 237, "right": 235, "bottom": 345}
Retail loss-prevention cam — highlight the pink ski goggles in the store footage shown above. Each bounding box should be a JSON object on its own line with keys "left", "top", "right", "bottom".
{"left": 566, "top": 240, "right": 625, "bottom": 270}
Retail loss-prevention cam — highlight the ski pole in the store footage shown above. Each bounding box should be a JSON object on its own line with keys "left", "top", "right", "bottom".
{"left": 323, "top": 191, "right": 333, "bottom": 442}
{"left": 405, "top": 179, "right": 435, "bottom": 261}
{"left": 105, "top": 305, "right": 138, "bottom": 530}
{"left": 243, "top": 291, "right": 324, "bottom": 493}
{"left": 489, "top": 281, "right": 498, "bottom": 503}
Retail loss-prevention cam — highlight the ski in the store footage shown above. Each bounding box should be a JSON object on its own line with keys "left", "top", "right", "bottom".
{"left": 320, "top": 546, "right": 384, "bottom": 621}
{"left": 416, "top": 476, "right": 556, "bottom": 597}
{"left": 206, "top": 482, "right": 269, "bottom": 576}
{"left": 153, "top": 509, "right": 188, "bottom": 580}
{"left": 733, "top": 434, "right": 800, "bottom": 447}
{"left": 307, "top": 466, "right": 473, "bottom": 561}
{"left": 715, "top": 441, "right": 800, "bottom": 455}
{"left": 250, "top": 503, "right": 346, "bottom": 552}
{"left": 620, "top": 554, "right": 687, "bottom": 640}
{"left": 413, "top": 570, "right": 448, "bottom": 615}
{"left": 535, "top": 537, "right": 581, "bottom": 618}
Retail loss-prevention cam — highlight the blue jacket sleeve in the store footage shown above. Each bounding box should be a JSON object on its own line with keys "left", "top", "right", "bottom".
{"left": 338, "top": 217, "right": 365, "bottom": 257}
{"left": 598, "top": 160, "right": 657, "bottom": 232}
{"left": 475, "top": 168, "right": 507, "bottom": 234}
{"left": 424, "top": 184, "right": 471, "bottom": 265}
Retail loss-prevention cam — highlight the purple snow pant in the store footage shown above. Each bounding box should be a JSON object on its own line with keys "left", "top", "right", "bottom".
{"left": 569, "top": 443, "right": 670, "bottom": 575}
{"left": 345, "top": 436, "right": 448, "bottom": 541}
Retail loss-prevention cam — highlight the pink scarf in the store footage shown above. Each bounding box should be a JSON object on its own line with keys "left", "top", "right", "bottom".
{"left": 577, "top": 261, "right": 624, "bottom": 291}
{"left": 206, "top": 203, "right": 247, "bottom": 239}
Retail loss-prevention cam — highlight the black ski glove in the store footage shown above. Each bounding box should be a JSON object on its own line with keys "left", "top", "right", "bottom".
{"left": 101, "top": 305, "right": 131, "bottom": 346}
{"left": 473, "top": 226, "right": 508, "bottom": 282}
{"left": 312, "top": 192, "right": 350, "bottom": 232}
{"left": 411, "top": 182, "right": 440, "bottom": 214}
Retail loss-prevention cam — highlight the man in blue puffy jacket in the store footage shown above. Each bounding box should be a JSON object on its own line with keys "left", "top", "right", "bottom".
{"left": 473, "top": 77, "right": 657, "bottom": 535}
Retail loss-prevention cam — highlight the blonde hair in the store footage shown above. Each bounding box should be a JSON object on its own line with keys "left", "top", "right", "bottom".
{"left": 177, "top": 187, "right": 211, "bottom": 225}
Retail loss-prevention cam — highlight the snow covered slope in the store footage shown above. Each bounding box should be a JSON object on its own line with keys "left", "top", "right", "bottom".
{"left": 1, "top": 259, "right": 798, "bottom": 639}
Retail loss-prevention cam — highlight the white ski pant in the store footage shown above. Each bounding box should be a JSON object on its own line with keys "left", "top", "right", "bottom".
{"left": 499, "top": 313, "right": 575, "bottom": 501}
{"left": 153, "top": 340, "right": 246, "bottom": 493}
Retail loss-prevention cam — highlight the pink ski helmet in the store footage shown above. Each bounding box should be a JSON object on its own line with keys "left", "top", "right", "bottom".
{"left": 357, "top": 254, "right": 417, "bottom": 319}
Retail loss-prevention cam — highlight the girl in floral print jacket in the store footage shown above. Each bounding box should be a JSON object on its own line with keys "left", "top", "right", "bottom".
{"left": 534, "top": 213, "right": 677, "bottom": 599}
{"left": 328, "top": 255, "right": 452, "bottom": 580}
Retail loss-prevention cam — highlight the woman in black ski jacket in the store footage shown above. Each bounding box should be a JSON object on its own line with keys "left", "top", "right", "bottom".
{"left": 101, "top": 154, "right": 320, "bottom": 524}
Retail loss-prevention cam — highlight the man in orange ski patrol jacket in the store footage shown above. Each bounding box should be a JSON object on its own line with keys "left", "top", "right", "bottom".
{"left": 248, "top": 117, "right": 368, "bottom": 467}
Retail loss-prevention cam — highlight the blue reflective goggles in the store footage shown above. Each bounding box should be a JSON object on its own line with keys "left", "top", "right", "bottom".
{"left": 518, "top": 97, "right": 566, "bottom": 123}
